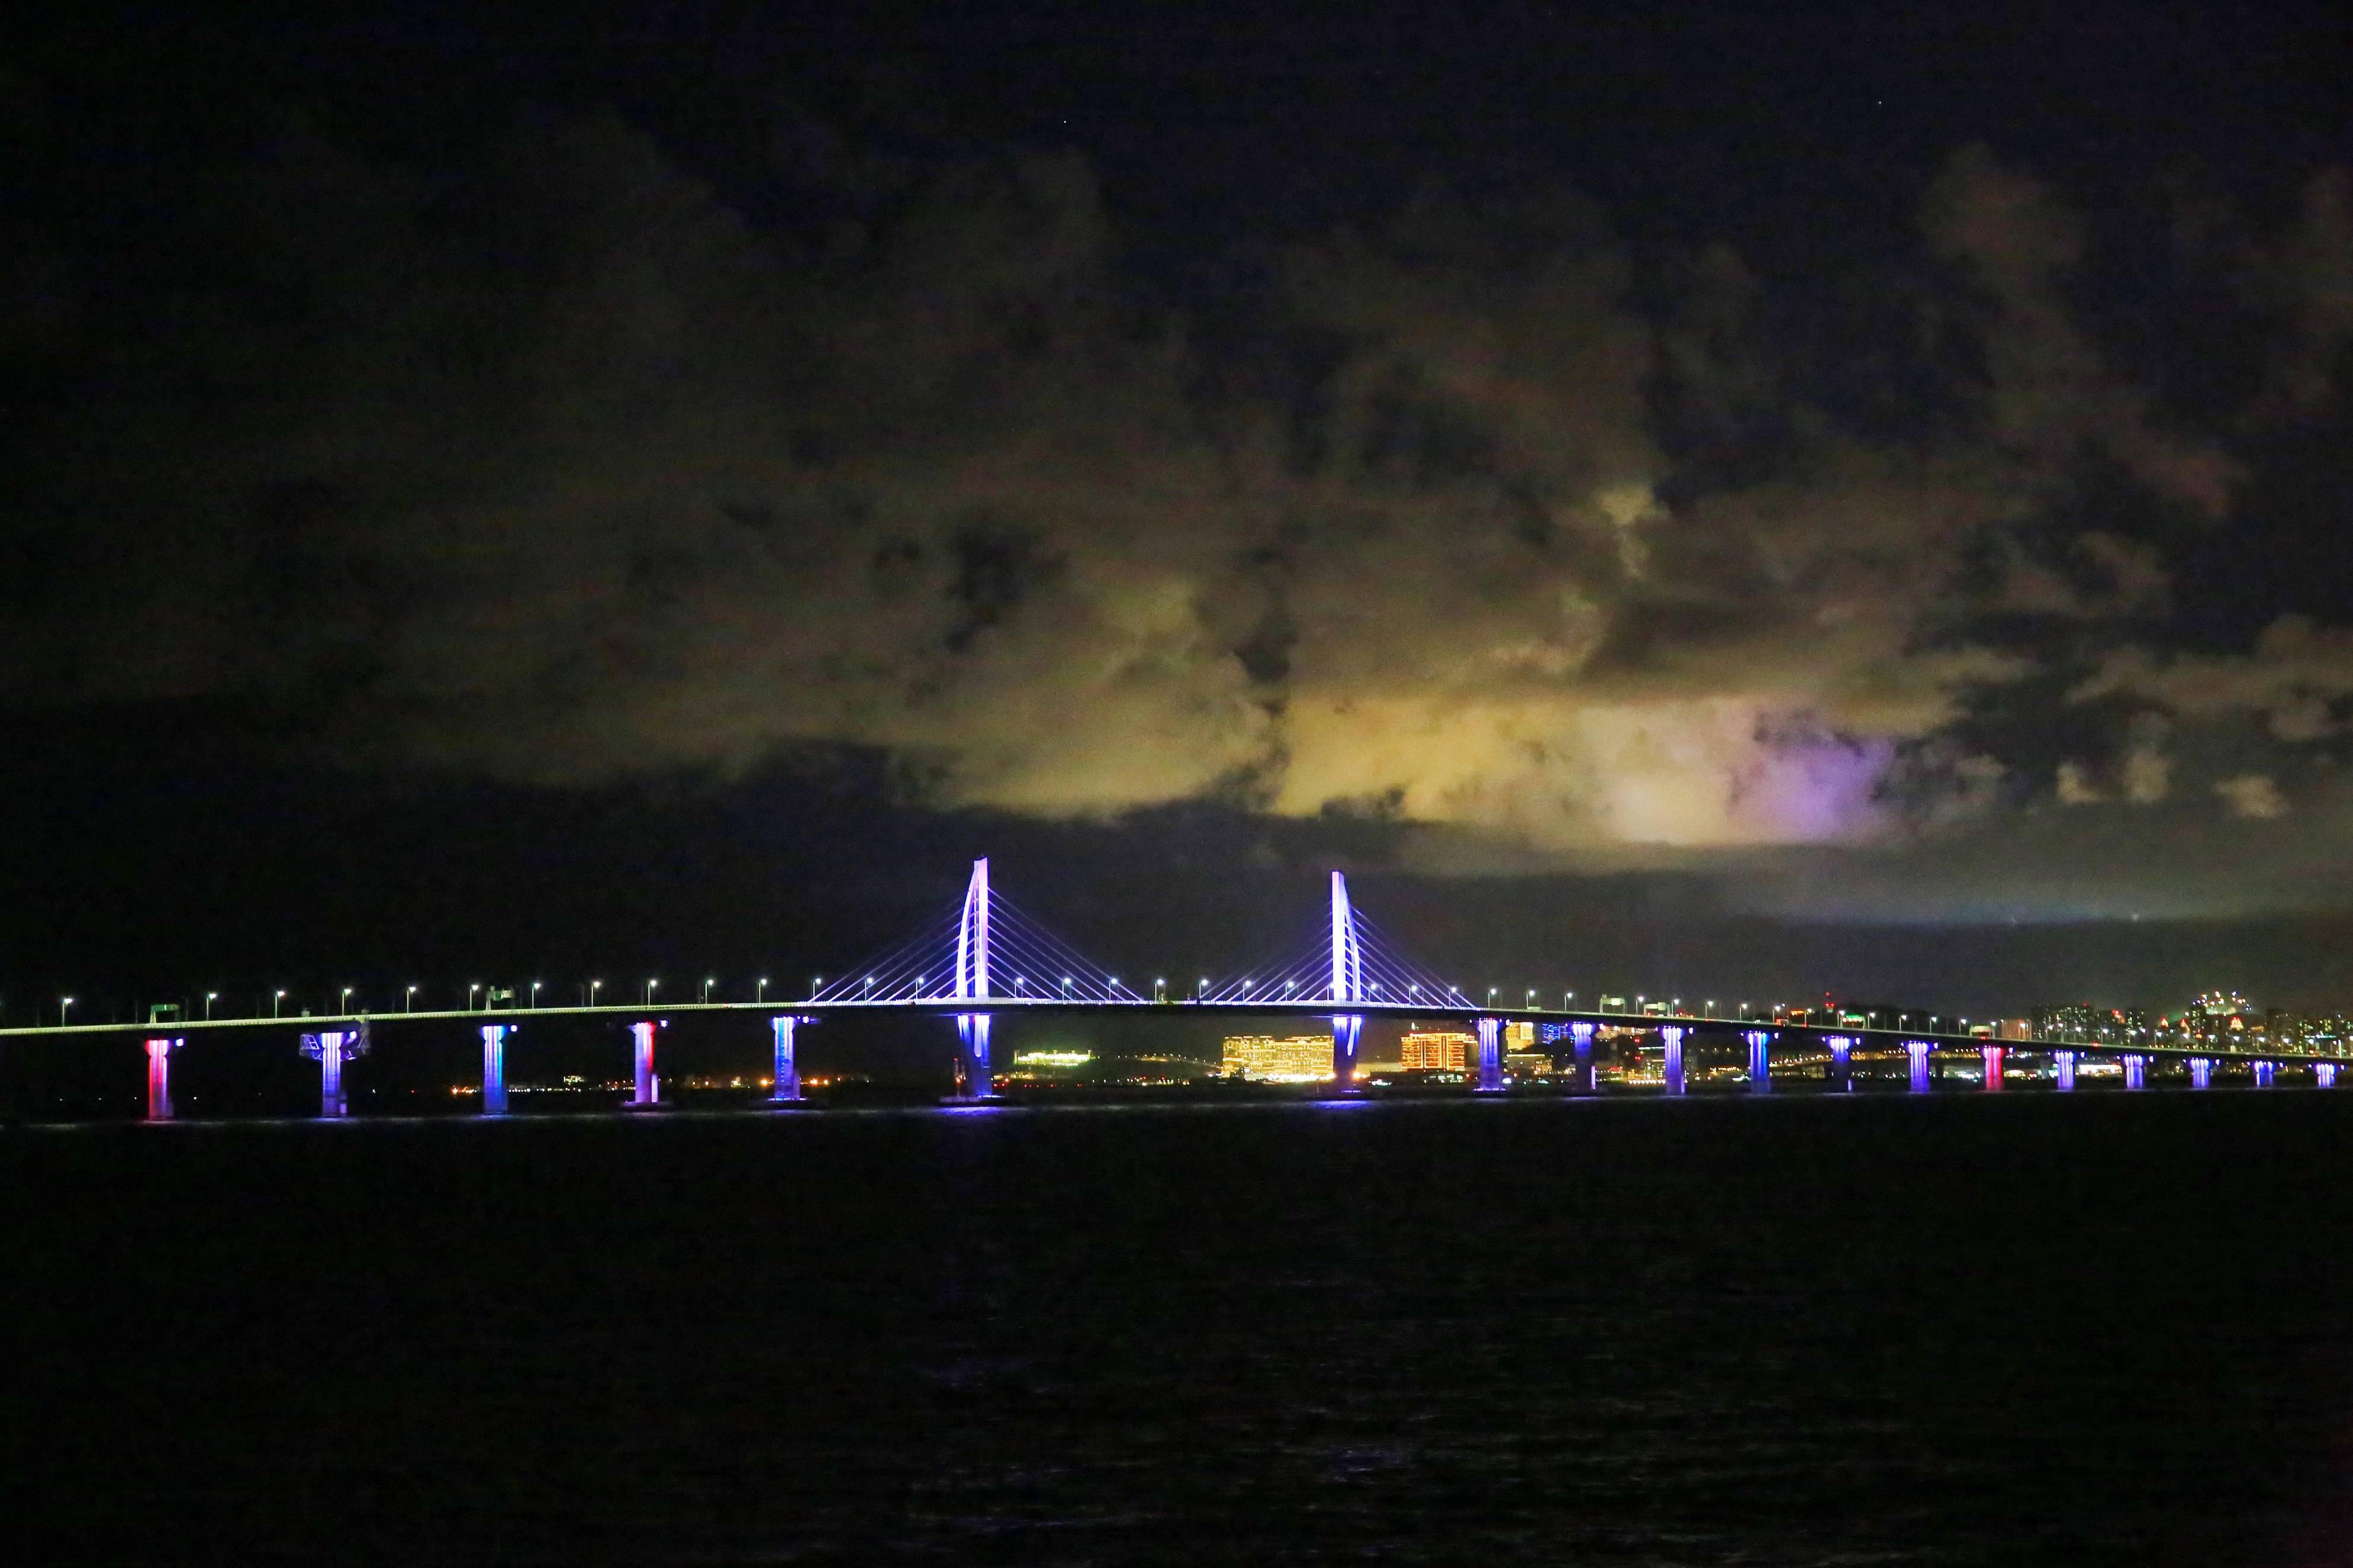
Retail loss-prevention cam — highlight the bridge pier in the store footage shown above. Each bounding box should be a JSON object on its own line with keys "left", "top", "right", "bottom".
{"left": 1981, "top": 1045, "right": 2005, "bottom": 1092}
{"left": 630, "top": 1020, "right": 660, "bottom": 1107}
{"left": 1568, "top": 1021, "right": 1596, "bottom": 1093}
{"left": 2321, "top": 1063, "right": 2339, "bottom": 1089}
{"left": 1907, "top": 1039, "right": 1932, "bottom": 1093}
{"left": 2189, "top": 1057, "right": 2212, "bottom": 1090}
{"left": 954, "top": 1013, "right": 997, "bottom": 1101}
{"left": 2054, "top": 1049, "right": 2077, "bottom": 1092}
{"left": 1659, "top": 1026, "right": 1686, "bottom": 1096}
{"left": 2254, "top": 1060, "right": 2276, "bottom": 1089}
{"left": 770, "top": 1016, "right": 807, "bottom": 1103}
{"left": 1329, "top": 1013, "right": 1362, "bottom": 1091}
{"left": 1744, "top": 1029, "right": 1771, "bottom": 1093}
{"left": 1825, "top": 1035, "right": 1853, "bottom": 1092}
{"left": 2123, "top": 1054, "right": 2148, "bottom": 1090}
{"left": 144, "top": 1036, "right": 180, "bottom": 1121}
{"left": 1474, "top": 1016, "right": 1504, "bottom": 1093}
{"left": 301, "top": 1029, "right": 361, "bottom": 1119}
{"left": 481, "top": 1025, "right": 509, "bottom": 1115}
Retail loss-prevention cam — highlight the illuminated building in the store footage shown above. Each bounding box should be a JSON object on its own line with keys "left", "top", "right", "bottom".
{"left": 1400, "top": 1027, "right": 1474, "bottom": 1071}
{"left": 1222, "top": 1033, "right": 1333, "bottom": 1082}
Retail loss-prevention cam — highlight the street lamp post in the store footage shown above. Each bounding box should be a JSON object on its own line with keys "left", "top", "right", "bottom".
{"left": 204, "top": 992, "right": 218, "bottom": 1022}
{"left": 59, "top": 996, "right": 74, "bottom": 1026}
{"left": 341, "top": 987, "right": 354, "bottom": 1014}
{"left": 405, "top": 985, "right": 417, "bottom": 1013}
{"left": 757, "top": 978, "right": 769, "bottom": 1004}
{"left": 702, "top": 977, "right": 715, "bottom": 1004}
{"left": 531, "top": 981, "right": 542, "bottom": 1010}
{"left": 590, "top": 979, "right": 604, "bottom": 1007}
{"left": 272, "top": 990, "right": 287, "bottom": 1019}
{"left": 1561, "top": 991, "right": 1574, "bottom": 1011}
{"left": 646, "top": 978, "right": 659, "bottom": 1006}
{"left": 468, "top": 984, "right": 481, "bottom": 1012}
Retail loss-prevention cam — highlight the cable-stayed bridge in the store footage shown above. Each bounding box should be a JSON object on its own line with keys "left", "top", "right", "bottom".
{"left": 5, "top": 857, "right": 2349, "bottom": 1119}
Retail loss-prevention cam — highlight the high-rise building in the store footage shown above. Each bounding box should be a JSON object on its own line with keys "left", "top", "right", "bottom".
{"left": 1221, "top": 1034, "right": 1333, "bottom": 1082}
{"left": 1399, "top": 1027, "right": 1473, "bottom": 1071}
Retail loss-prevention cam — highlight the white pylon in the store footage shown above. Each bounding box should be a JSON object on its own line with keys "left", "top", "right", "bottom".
{"left": 1329, "top": 870, "right": 1361, "bottom": 1004}
{"left": 956, "top": 857, "right": 990, "bottom": 1001}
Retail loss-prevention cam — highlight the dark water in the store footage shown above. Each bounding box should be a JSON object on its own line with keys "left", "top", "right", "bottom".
{"left": 7, "top": 1094, "right": 2353, "bottom": 1565}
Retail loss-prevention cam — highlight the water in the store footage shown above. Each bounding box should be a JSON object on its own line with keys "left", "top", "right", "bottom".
{"left": 7, "top": 1093, "right": 2352, "bottom": 1564}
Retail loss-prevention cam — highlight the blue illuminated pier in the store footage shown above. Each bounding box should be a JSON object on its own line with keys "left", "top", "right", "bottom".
{"left": 8, "top": 855, "right": 2349, "bottom": 1121}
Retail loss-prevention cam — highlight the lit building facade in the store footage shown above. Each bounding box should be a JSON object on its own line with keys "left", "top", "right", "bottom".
{"left": 1400, "top": 1028, "right": 1474, "bottom": 1071}
{"left": 1221, "top": 1034, "right": 1333, "bottom": 1082}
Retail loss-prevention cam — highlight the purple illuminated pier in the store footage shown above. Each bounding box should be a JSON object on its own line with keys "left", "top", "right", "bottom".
{"left": 2123, "top": 1054, "right": 2148, "bottom": 1090}
{"left": 1475, "top": 1016, "right": 1504, "bottom": 1093}
{"left": 630, "top": 1020, "right": 659, "bottom": 1107}
{"left": 143, "top": 1036, "right": 179, "bottom": 1121}
{"left": 2054, "top": 1049, "right": 2076, "bottom": 1091}
{"left": 1907, "top": 1039, "right": 1932, "bottom": 1093}
{"left": 769, "top": 1016, "right": 806, "bottom": 1102}
{"left": 1744, "top": 1029, "right": 1772, "bottom": 1093}
{"left": 1659, "top": 1026, "right": 1687, "bottom": 1096}
{"left": 1825, "top": 1035, "right": 1853, "bottom": 1092}
{"left": 2189, "top": 1057, "right": 2212, "bottom": 1090}
{"left": 480, "top": 1024, "right": 508, "bottom": 1115}
{"left": 1568, "top": 1021, "right": 1596, "bottom": 1093}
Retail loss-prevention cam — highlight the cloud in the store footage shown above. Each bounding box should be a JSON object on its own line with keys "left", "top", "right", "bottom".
{"left": 4, "top": 116, "right": 2352, "bottom": 901}
{"left": 2216, "top": 773, "right": 2290, "bottom": 819}
{"left": 2073, "top": 615, "right": 2353, "bottom": 741}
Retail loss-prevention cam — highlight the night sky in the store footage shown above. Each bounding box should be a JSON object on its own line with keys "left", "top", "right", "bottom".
{"left": 4, "top": 1, "right": 2352, "bottom": 1019}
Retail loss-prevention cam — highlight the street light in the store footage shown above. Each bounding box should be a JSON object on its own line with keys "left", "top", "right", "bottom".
{"left": 405, "top": 984, "right": 417, "bottom": 1013}
{"left": 590, "top": 979, "right": 604, "bottom": 1006}
{"left": 531, "top": 981, "right": 542, "bottom": 1009}
{"left": 273, "top": 990, "right": 287, "bottom": 1019}
{"left": 702, "top": 977, "right": 715, "bottom": 1004}
{"left": 341, "top": 987, "right": 354, "bottom": 1014}
{"left": 646, "top": 978, "right": 659, "bottom": 1006}
{"left": 59, "top": 996, "right": 73, "bottom": 1025}
{"left": 1154, "top": 977, "right": 1167, "bottom": 1001}
{"left": 1561, "top": 990, "right": 1574, "bottom": 1010}
{"left": 468, "top": 983, "right": 481, "bottom": 1011}
{"left": 1061, "top": 976, "right": 1072, "bottom": 998}
{"left": 205, "top": 992, "right": 218, "bottom": 1021}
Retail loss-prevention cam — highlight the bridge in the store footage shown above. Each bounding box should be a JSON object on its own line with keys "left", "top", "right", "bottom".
{"left": 7, "top": 858, "right": 2346, "bottom": 1119}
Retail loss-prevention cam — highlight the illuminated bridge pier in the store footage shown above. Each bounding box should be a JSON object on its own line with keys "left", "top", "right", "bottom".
{"left": 629, "top": 1021, "right": 659, "bottom": 1108}
{"left": 1567, "top": 1021, "right": 1597, "bottom": 1093}
{"left": 1744, "top": 1030, "right": 1772, "bottom": 1093}
{"left": 2190, "top": 1057, "right": 2213, "bottom": 1089}
{"left": 481, "top": 1025, "right": 509, "bottom": 1115}
{"left": 1825, "top": 1035, "right": 1853, "bottom": 1092}
{"left": 1907, "top": 1039, "right": 1932, "bottom": 1093}
{"left": 769, "top": 1016, "right": 808, "bottom": 1103}
{"left": 301, "top": 1026, "right": 367, "bottom": 1119}
{"left": 1660, "top": 1026, "right": 1687, "bottom": 1096}
{"left": 1982, "top": 1045, "right": 2005, "bottom": 1092}
{"left": 2054, "top": 1049, "right": 2077, "bottom": 1091}
{"left": 143, "top": 1036, "right": 180, "bottom": 1121}
{"left": 1475, "top": 1017, "right": 1504, "bottom": 1094}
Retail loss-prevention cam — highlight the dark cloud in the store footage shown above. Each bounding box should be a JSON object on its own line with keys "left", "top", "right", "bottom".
{"left": 4, "top": 59, "right": 2353, "bottom": 929}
